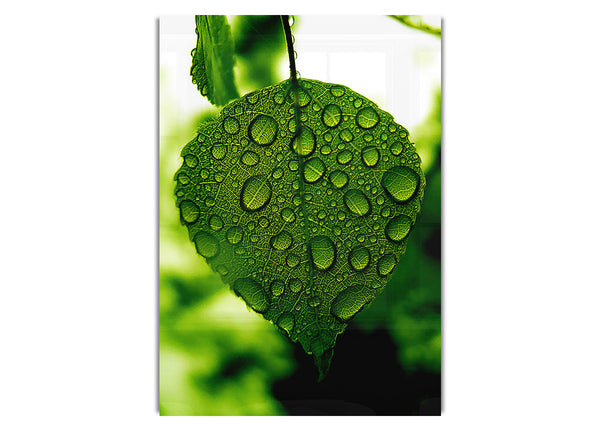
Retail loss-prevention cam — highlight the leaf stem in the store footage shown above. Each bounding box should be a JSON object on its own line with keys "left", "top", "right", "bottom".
{"left": 281, "top": 15, "right": 299, "bottom": 85}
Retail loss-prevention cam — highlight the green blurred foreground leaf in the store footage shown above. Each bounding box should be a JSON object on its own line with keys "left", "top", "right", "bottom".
{"left": 191, "top": 15, "right": 239, "bottom": 106}
{"left": 174, "top": 78, "right": 425, "bottom": 379}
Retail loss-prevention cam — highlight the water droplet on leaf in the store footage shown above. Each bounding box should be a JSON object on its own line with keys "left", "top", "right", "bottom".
{"left": 184, "top": 154, "right": 198, "bottom": 168}
{"left": 322, "top": 104, "right": 342, "bottom": 128}
{"left": 209, "top": 214, "right": 223, "bottom": 231}
{"left": 330, "top": 170, "right": 349, "bottom": 189}
{"left": 340, "top": 129, "right": 354, "bottom": 142}
{"left": 223, "top": 116, "right": 240, "bottom": 134}
{"left": 302, "top": 157, "right": 326, "bottom": 183}
{"left": 355, "top": 106, "right": 379, "bottom": 129}
{"left": 241, "top": 150, "right": 260, "bottom": 166}
{"left": 193, "top": 231, "right": 220, "bottom": 258}
{"left": 291, "top": 126, "right": 316, "bottom": 157}
{"left": 281, "top": 207, "right": 296, "bottom": 223}
{"left": 348, "top": 246, "right": 370, "bottom": 272}
{"left": 226, "top": 226, "right": 244, "bottom": 244}
{"left": 249, "top": 114, "right": 278, "bottom": 146}
{"left": 289, "top": 278, "right": 303, "bottom": 293}
{"left": 277, "top": 312, "right": 295, "bottom": 333}
{"left": 381, "top": 166, "right": 420, "bottom": 203}
{"left": 390, "top": 141, "right": 403, "bottom": 156}
{"left": 211, "top": 143, "right": 227, "bottom": 160}
{"left": 286, "top": 253, "right": 300, "bottom": 268}
{"left": 361, "top": 146, "right": 380, "bottom": 167}
{"left": 233, "top": 277, "right": 269, "bottom": 313}
{"left": 331, "top": 86, "right": 345, "bottom": 97}
{"left": 377, "top": 254, "right": 397, "bottom": 276}
{"left": 270, "top": 279, "right": 285, "bottom": 296}
{"left": 385, "top": 215, "right": 412, "bottom": 242}
{"left": 240, "top": 175, "right": 272, "bottom": 212}
{"left": 180, "top": 200, "right": 200, "bottom": 224}
{"left": 336, "top": 150, "right": 353, "bottom": 165}
{"left": 343, "top": 189, "right": 371, "bottom": 216}
{"left": 331, "top": 285, "right": 369, "bottom": 322}
{"left": 270, "top": 230, "right": 293, "bottom": 250}
{"left": 309, "top": 235, "right": 336, "bottom": 270}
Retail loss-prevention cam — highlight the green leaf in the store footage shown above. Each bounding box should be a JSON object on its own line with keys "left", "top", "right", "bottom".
{"left": 174, "top": 78, "right": 425, "bottom": 379}
{"left": 191, "top": 15, "right": 239, "bottom": 106}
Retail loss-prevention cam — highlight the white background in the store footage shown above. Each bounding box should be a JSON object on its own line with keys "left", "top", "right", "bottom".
{"left": 1, "top": 1, "right": 599, "bottom": 430}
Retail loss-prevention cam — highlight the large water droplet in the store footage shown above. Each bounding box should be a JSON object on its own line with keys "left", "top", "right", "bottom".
{"left": 309, "top": 235, "right": 336, "bottom": 270}
{"left": 321, "top": 104, "right": 342, "bottom": 128}
{"left": 249, "top": 114, "right": 278, "bottom": 146}
{"left": 233, "top": 278, "right": 269, "bottom": 313}
{"left": 348, "top": 246, "right": 370, "bottom": 272}
{"left": 381, "top": 166, "right": 420, "bottom": 203}
{"left": 240, "top": 175, "right": 272, "bottom": 212}
{"left": 385, "top": 215, "right": 412, "bottom": 243}
{"left": 281, "top": 207, "right": 296, "bottom": 223}
{"left": 296, "top": 87, "right": 311, "bottom": 107}
{"left": 330, "top": 170, "right": 349, "bottom": 189}
{"left": 291, "top": 126, "right": 316, "bottom": 157}
{"left": 302, "top": 157, "right": 326, "bottom": 183}
{"left": 336, "top": 150, "right": 353, "bottom": 165}
{"left": 211, "top": 143, "right": 227, "bottom": 160}
{"left": 184, "top": 154, "right": 198, "bottom": 168}
{"left": 355, "top": 106, "right": 380, "bottom": 129}
{"left": 226, "top": 226, "right": 244, "bottom": 244}
{"left": 258, "top": 216, "right": 269, "bottom": 228}
{"left": 321, "top": 145, "right": 332, "bottom": 155}
{"left": 340, "top": 129, "right": 354, "bottom": 142}
{"left": 180, "top": 200, "right": 200, "bottom": 224}
{"left": 209, "top": 214, "right": 224, "bottom": 231}
{"left": 343, "top": 189, "right": 371, "bottom": 216}
{"left": 377, "top": 254, "right": 397, "bottom": 276}
{"left": 331, "top": 86, "right": 345, "bottom": 97}
{"left": 177, "top": 172, "right": 190, "bottom": 185}
{"left": 270, "top": 230, "right": 293, "bottom": 250}
{"left": 287, "top": 117, "right": 298, "bottom": 134}
{"left": 331, "top": 285, "right": 369, "bottom": 322}
{"left": 390, "top": 141, "right": 403, "bottom": 156}
{"left": 289, "top": 278, "right": 303, "bottom": 293}
{"left": 272, "top": 167, "right": 283, "bottom": 180}
{"left": 274, "top": 91, "right": 285, "bottom": 105}
{"left": 361, "top": 146, "right": 380, "bottom": 167}
{"left": 277, "top": 312, "right": 295, "bottom": 333}
{"left": 193, "top": 231, "right": 220, "bottom": 259}
{"left": 286, "top": 253, "right": 300, "bottom": 268}
{"left": 271, "top": 279, "right": 285, "bottom": 296}
{"left": 241, "top": 150, "right": 260, "bottom": 166}
{"left": 216, "top": 264, "right": 229, "bottom": 276}
{"left": 223, "top": 116, "right": 240, "bottom": 134}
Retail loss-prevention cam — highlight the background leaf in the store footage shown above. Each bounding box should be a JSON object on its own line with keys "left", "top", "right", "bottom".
{"left": 174, "top": 78, "right": 425, "bottom": 379}
{"left": 191, "top": 15, "right": 239, "bottom": 106}
{"left": 232, "top": 15, "right": 286, "bottom": 90}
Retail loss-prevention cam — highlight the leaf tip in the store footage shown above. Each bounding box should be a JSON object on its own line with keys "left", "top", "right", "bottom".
{"left": 314, "top": 348, "right": 334, "bottom": 382}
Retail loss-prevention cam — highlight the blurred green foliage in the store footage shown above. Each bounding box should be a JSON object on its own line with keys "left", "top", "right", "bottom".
{"left": 160, "top": 15, "right": 441, "bottom": 415}
{"left": 232, "top": 15, "right": 287, "bottom": 93}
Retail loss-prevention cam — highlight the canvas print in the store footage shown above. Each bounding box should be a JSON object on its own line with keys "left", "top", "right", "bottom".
{"left": 159, "top": 15, "right": 441, "bottom": 415}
